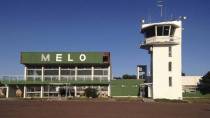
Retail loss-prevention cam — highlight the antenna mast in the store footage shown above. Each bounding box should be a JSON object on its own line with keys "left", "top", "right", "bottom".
{"left": 157, "top": 0, "right": 164, "bottom": 17}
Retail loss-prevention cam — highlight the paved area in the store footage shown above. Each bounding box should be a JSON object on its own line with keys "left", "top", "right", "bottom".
{"left": 0, "top": 100, "right": 209, "bottom": 118}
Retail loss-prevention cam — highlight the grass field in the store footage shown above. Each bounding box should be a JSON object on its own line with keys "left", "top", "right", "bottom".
{"left": 183, "top": 91, "right": 210, "bottom": 98}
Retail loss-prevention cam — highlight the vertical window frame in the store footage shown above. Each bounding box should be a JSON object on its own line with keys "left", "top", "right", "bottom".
{"left": 169, "top": 76, "right": 172, "bottom": 87}
{"left": 168, "top": 62, "right": 172, "bottom": 71}
{"left": 169, "top": 46, "right": 172, "bottom": 57}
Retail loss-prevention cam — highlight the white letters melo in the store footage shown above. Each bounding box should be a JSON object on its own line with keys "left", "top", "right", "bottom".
{"left": 41, "top": 54, "right": 50, "bottom": 62}
{"left": 80, "top": 54, "right": 86, "bottom": 62}
{"left": 56, "top": 54, "right": 62, "bottom": 62}
{"left": 41, "top": 53, "right": 87, "bottom": 62}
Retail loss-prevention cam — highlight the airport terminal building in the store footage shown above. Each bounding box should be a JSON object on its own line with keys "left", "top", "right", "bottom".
{"left": 1, "top": 52, "right": 112, "bottom": 98}
{"left": 0, "top": 52, "right": 142, "bottom": 99}
{"left": 22, "top": 52, "right": 112, "bottom": 98}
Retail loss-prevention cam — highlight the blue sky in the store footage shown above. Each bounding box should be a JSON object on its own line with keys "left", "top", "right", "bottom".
{"left": 0, "top": 0, "right": 209, "bottom": 76}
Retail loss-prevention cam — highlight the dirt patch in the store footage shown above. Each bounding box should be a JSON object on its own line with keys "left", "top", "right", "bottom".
{"left": 0, "top": 100, "right": 209, "bottom": 118}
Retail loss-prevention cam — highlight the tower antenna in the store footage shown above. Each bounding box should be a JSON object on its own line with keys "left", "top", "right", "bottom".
{"left": 157, "top": 0, "right": 164, "bottom": 17}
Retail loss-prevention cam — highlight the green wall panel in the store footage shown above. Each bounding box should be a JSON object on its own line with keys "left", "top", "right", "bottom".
{"left": 111, "top": 79, "right": 142, "bottom": 96}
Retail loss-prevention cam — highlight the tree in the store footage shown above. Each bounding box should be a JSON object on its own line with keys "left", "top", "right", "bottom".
{"left": 113, "top": 77, "right": 122, "bottom": 79}
{"left": 197, "top": 71, "right": 210, "bottom": 94}
{"left": 122, "top": 74, "right": 137, "bottom": 79}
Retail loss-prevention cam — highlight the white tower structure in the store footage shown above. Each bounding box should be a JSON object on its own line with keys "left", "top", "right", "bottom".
{"left": 140, "top": 20, "right": 183, "bottom": 99}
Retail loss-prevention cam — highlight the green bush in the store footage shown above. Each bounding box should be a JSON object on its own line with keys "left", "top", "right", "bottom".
{"left": 84, "top": 88, "right": 98, "bottom": 98}
{"left": 183, "top": 91, "right": 210, "bottom": 98}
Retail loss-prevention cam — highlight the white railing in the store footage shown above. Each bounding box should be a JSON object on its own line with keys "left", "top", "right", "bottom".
{"left": 60, "top": 75, "right": 75, "bottom": 81}
{"left": 93, "top": 75, "right": 109, "bottom": 81}
{"left": 77, "top": 75, "right": 92, "bottom": 80}
{"left": 143, "top": 36, "right": 180, "bottom": 45}
{"left": 26, "top": 75, "right": 42, "bottom": 81}
{"left": 44, "top": 75, "right": 59, "bottom": 81}
{"left": 0, "top": 75, "right": 109, "bottom": 82}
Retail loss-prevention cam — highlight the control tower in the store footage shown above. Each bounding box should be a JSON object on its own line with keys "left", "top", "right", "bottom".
{"left": 140, "top": 20, "right": 183, "bottom": 99}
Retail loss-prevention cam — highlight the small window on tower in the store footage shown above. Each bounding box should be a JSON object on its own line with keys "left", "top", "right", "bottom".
{"left": 168, "top": 62, "right": 172, "bottom": 71}
{"left": 169, "top": 77, "right": 172, "bottom": 87}
{"left": 169, "top": 46, "right": 172, "bottom": 57}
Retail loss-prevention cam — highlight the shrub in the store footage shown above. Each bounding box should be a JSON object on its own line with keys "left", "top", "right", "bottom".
{"left": 84, "top": 88, "right": 98, "bottom": 98}
{"left": 198, "top": 71, "right": 210, "bottom": 94}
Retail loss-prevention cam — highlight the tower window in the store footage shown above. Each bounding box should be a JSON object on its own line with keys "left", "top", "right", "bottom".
{"left": 157, "top": 26, "right": 163, "bottom": 36}
{"left": 169, "top": 46, "right": 172, "bottom": 57}
{"left": 169, "top": 77, "right": 172, "bottom": 87}
{"left": 144, "top": 26, "right": 155, "bottom": 38}
{"left": 156, "top": 25, "right": 170, "bottom": 36}
{"left": 168, "top": 62, "right": 172, "bottom": 71}
{"left": 170, "top": 26, "right": 175, "bottom": 37}
{"left": 163, "top": 26, "right": 170, "bottom": 36}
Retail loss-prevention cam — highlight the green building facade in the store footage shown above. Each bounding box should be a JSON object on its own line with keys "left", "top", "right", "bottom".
{"left": 0, "top": 52, "right": 142, "bottom": 98}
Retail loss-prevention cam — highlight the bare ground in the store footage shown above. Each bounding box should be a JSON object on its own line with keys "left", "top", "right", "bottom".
{"left": 0, "top": 100, "right": 209, "bottom": 118}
